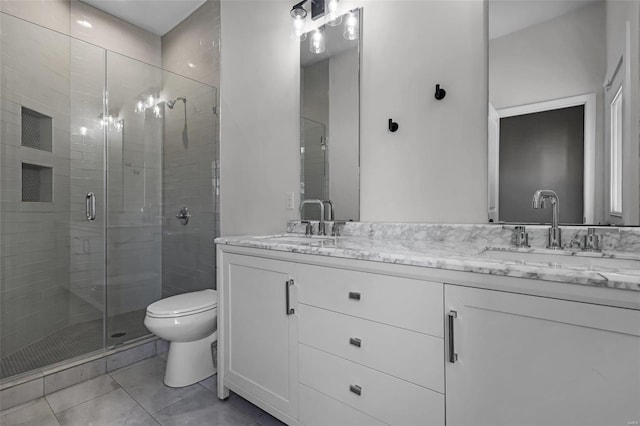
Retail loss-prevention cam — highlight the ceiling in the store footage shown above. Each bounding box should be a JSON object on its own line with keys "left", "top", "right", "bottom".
{"left": 81, "top": 0, "right": 207, "bottom": 36}
{"left": 489, "top": 0, "right": 600, "bottom": 40}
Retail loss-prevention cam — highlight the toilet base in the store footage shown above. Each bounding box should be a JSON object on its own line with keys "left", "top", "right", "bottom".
{"left": 164, "top": 331, "right": 217, "bottom": 388}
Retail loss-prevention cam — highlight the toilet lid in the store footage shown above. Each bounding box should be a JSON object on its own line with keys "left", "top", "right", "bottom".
{"left": 146, "top": 289, "right": 217, "bottom": 318}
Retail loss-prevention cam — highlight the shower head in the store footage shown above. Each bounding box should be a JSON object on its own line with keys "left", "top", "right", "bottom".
{"left": 166, "top": 97, "right": 187, "bottom": 109}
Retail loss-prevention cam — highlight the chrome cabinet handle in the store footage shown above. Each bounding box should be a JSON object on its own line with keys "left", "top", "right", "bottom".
{"left": 349, "top": 337, "right": 362, "bottom": 348}
{"left": 448, "top": 310, "right": 458, "bottom": 363}
{"left": 349, "top": 384, "right": 362, "bottom": 396}
{"left": 348, "top": 291, "right": 361, "bottom": 300}
{"left": 86, "top": 192, "right": 96, "bottom": 221}
{"left": 285, "top": 279, "right": 294, "bottom": 315}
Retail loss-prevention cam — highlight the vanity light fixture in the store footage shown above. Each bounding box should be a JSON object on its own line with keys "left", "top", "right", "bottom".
{"left": 290, "top": 0, "right": 308, "bottom": 19}
{"left": 343, "top": 11, "right": 358, "bottom": 40}
{"left": 326, "top": 0, "right": 341, "bottom": 26}
{"left": 310, "top": 28, "right": 325, "bottom": 54}
{"left": 291, "top": 0, "right": 308, "bottom": 40}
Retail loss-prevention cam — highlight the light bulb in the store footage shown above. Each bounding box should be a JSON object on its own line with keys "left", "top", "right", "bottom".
{"left": 310, "top": 29, "right": 325, "bottom": 54}
{"left": 292, "top": 16, "right": 307, "bottom": 41}
{"left": 343, "top": 12, "right": 358, "bottom": 41}
{"left": 79, "top": 126, "right": 88, "bottom": 136}
{"left": 326, "top": 0, "right": 341, "bottom": 26}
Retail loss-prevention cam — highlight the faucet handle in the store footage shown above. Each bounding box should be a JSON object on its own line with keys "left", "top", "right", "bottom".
{"left": 584, "top": 227, "right": 600, "bottom": 251}
{"left": 301, "top": 220, "right": 313, "bottom": 236}
{"left": 331, "top": 221, "right": 346, "bottom": 237}
{"left": 513, "top": 226, "right": 529, "bottom": 248}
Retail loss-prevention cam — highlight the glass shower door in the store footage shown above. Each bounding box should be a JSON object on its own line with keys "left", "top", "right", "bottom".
{"left": 0, "top": 14, "right": 107, "bottom": 380}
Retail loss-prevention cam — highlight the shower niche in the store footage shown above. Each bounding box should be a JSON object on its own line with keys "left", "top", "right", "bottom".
{"left": 21, "top": 163, "right": 53, "bottom": 202}
{"left": 21, "top": 107, "right": 53, "bottom": 152}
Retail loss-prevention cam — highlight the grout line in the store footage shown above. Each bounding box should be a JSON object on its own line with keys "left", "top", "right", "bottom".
{"left": 42, "top": 394, "right": 62, "bottom": 426}
{"left": 112, "top": 379, "right": 159, "bottom": 424}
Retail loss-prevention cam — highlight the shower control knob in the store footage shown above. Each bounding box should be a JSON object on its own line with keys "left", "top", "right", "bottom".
{"left": 176, "top": 206, "right": 191, "bottom": 225}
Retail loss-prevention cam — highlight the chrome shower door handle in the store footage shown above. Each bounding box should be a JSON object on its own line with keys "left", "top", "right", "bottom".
{"left": 86, "top": 192, "right": 96, "bottom": 221}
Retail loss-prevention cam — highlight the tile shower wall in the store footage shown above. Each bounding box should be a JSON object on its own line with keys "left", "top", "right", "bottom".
{"left": 1, "top": 0, "right": 164, "bottom": 369}
{"left": 0, "top": 15, "right": 72, "bottom": 357}
{"left": 160, "top": 0, "right": 220, "bottom": 297}
{"left": 68, "top": 37, "right": 107, "bottom": 326}
{"left": 105, "top": 53, "right": 163, "bottom": 318}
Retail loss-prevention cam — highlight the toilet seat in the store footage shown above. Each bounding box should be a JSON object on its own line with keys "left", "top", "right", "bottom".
{"left": 146, "top": 289, "right": 217, "bottom": 318}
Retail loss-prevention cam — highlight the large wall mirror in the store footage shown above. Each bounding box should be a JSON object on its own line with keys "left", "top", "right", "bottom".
{"left": 489, "top": 0, "right": 639, "bottom": 226}
{"left": 299, "top": 8, "right": 360, "bottom": 221}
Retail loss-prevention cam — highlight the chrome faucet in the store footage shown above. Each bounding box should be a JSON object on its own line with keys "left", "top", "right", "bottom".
{"left": 300, "top": 199, "right": 326, "bottom": 236}
{"left": 322, "top": 200, "right": 334, "bottom": 221}
{"left": 532, "top": 189, "right": 561, "bottom": 249}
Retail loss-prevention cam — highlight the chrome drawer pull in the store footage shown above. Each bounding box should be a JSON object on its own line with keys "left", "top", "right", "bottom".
{"left": 348, "top": 291, "right": 361, "bottom": 300}
{"left": 349, "top": 384, "right": 362, "bottom": 396}
{"left": 285, "top": 279, "right": 295, "bottom": 315}
{"left": 349, "top": 337, "right": 362, "bottom": 347}
{"left": 448, "top": 310, "right": 458, "bottom": 363}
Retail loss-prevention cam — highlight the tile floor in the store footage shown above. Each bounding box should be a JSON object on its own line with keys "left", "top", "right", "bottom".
{"left": 0, "top": 356, "right": 285, "bottom": 426}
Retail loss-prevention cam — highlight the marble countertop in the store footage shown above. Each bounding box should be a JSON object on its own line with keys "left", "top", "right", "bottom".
{"left": 215, "top": 233, "right": 640, "bottom": 292}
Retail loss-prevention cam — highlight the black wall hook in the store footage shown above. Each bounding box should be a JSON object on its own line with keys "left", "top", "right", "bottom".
{"left": 434, "top": 84, "right": 446, "bottom": 100}
{"left": 388, "top": 118, "right": 399, "bottom": 132}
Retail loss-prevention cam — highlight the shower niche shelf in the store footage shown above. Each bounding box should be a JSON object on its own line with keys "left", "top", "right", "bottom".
{"left": 21, "top": 107, "right": 52, "bottom": 152}
{"left": 22, "top": 163, "right": 53, "bottom": 202}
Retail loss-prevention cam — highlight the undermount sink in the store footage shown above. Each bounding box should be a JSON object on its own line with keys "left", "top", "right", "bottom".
{"left": 257, "top": 235, "right": 335, "bottom": 245}
{"left": 480, "top": 249, "right": 640, "bottom": 271}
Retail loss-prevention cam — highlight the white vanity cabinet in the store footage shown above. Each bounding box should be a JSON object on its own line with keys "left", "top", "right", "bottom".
{"left": 217, "top": 253, "right": 299, "bottom": 424}
{"left": 297, "top": 264, "right": 445, "bottom": 426}
{"left": 445, "top": 285, "right": 640, "bottom": 426}
{"left": 217, "top": 245, "right": 640, "bottom": 426}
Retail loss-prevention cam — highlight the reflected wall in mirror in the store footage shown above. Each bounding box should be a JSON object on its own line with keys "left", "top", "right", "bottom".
{"left": 300, "top": 9, "right": 360, "bottom": 222}
{"left": 488, "top": 0, "right": 639, "bottom": 226}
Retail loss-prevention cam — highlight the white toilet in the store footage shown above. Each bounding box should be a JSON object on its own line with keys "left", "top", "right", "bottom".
{"left": 144, "top": 289, "right": 218, "bottom": 388}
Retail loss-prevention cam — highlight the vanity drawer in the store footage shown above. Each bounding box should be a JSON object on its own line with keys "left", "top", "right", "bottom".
{"left": 298, "top": 304, "right": 444, "bottom": 392}
{"left": 298, "top": 264, "right": 443, "bottom": 336}
{"left": 299, "top": 344, "right": 445, "bottom": 426}
{"left": 299, "top": 383, "right": 387, "bottom": 426}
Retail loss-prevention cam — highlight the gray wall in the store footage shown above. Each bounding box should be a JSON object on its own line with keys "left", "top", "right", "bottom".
{"left": 328, "top": 48, "right": 359, "bottom": 221}
{"left": 301, "top": 60, "right": 330, "bottom": 206}
{"left": 499, "top": 106, "right": 585, "bottom": 224}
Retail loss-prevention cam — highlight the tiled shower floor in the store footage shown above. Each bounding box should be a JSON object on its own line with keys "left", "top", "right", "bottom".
{"left": 1, "top": 309, "right": 149, "bottom": 379}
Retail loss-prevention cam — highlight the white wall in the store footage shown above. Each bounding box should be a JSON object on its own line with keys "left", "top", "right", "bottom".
{"left": 220, "top": 0, "right": 300, "bottom": 235}
{"left": 605, "top": 0, "right": 640, "bottom": 225}
{"left": 358, "top": 0, "right": 487, "bottom": 223}
{"left": 220, "top": 0, "right": 487, "bottom": 234}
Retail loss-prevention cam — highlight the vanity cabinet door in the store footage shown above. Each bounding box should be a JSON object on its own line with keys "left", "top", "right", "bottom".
{"left": 444, "top": 285, "right": 640, "bottom": 426}
{"left": 219, "top": 253, "right": 298, "bottom": 424}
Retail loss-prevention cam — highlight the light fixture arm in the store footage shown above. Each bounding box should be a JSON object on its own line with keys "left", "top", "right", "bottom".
{"left": 291, "top": 0, "right": 309, "bottom": 19}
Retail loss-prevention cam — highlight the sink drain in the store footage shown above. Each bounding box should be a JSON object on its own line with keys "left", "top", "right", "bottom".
{"left": 111, "top": 332, "right": 126, "bottom": 338}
